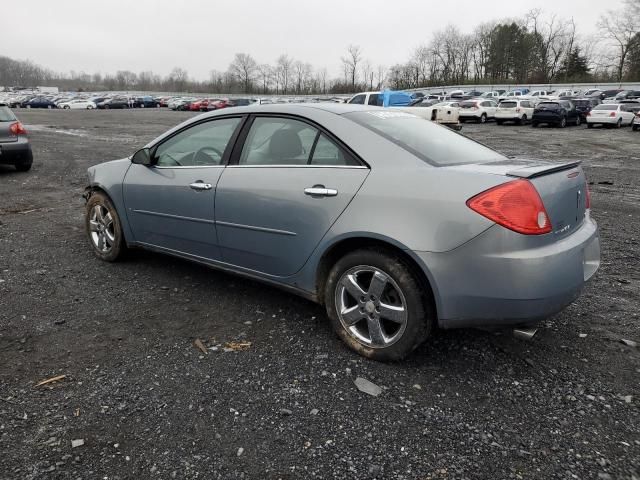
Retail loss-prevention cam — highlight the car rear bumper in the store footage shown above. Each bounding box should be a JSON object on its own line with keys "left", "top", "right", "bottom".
{"left": 0, "top": 138, "right": 32, "bottom": 166}
{"left": 495, "top": 113, "right": 522, "bottom": 120}
{"left": 459, "top": 112, "right": 482, "bottom": 118}
{"left": 532, "top": 114, "right": 561, "bottom": 123}
{"left": 414, "top": 214, "right": 600, "bottom": 329}
{"left": 586, "top": 117, "right": 619, "bottom": 124}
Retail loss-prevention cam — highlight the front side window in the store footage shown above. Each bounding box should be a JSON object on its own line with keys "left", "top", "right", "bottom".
{"left": 367, "top": 94, "right": 379, "bottom": 106}
{"left": 349, "top": 94, "right": 366, "bottom": 105}
{"left": 239, "top": 117, "right": 359, "bottom": 167}
{"left": 154, "top": 117, "right": 241, "bottom": 167}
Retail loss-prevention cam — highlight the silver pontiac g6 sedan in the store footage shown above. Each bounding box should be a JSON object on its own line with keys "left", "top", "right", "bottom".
{"left": 84, "top": 104, "right": 600, "bottom": 361}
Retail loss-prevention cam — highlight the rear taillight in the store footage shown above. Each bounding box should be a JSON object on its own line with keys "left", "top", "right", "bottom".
{"left": 9, "top": 122, "right": 27, "bottom": 135}
{"left": 585, "top": 183, "right": 591, "bottom": 209}
{"left": 609, "top": 112, "right": 616, "bottom": 117}
{"left": 466, "top": 179, "right": 552, "bottom": 235}
{"left": 516, "top": 107, "right": 521, "bottom": 113}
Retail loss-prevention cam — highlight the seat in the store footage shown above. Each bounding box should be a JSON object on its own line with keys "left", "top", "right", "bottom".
{"left": 268, "top": 130, "right": 304, "bottom": 164}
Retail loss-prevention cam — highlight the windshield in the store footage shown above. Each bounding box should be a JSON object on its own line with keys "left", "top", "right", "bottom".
{"left": 345, "top": 111, "right": 506, "bottom": 166}
{"left": 0, "top": 106, "right": 16, "bottom": 121}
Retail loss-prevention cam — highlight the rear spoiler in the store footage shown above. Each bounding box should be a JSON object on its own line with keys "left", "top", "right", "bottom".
{"left": 506, "top": 161, "right": 582, "bottom": 179}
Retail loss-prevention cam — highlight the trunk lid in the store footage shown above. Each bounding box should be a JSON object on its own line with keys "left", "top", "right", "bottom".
{"left": 448, "top": 159, "right": 587, "bottom": 239}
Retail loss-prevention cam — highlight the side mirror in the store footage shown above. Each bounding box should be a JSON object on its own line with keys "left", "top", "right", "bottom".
{"left": 131, "top": 148, "right": 152, "bottom": 166}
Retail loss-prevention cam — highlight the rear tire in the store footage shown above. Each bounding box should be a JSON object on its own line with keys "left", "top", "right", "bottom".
{"left": 633, "top": 124, "right": 639, "bottom": 131}
{"left": 85, "top": 191, "right": 127, "bottom": 262}
{"left": 324, "top": 248, "right": 433, "bottom": 361}
{"left": 559, "top": 116, "right": 567, "bottom": 128}
{"left": 575, "top": 116, "right": 581, "bottom": 126}
{"left": 479, "top": 113, "right": 487, "bottom": 124}
{"left": 616, "top": 118, "right": 622, "bottom": 129}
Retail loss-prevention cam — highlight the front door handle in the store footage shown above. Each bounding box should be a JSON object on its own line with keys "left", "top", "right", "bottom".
{"left": 304, "top": 186, "right": 338, "bottom": 197}
{"left": 189, "top": 182, "right": 213, "bottom": 191}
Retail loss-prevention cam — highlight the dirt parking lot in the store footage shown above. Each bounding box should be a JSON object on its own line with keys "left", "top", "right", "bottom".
{"left": 0, "top": 109, "right": 638, "bottom": 480}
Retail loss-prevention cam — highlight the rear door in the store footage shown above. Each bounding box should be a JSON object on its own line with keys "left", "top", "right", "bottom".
{"left": 123, "top": 116, "right": 244, "bottom": 259}
{"left": 214, "top": 115, "right": 369, "bottom": 276}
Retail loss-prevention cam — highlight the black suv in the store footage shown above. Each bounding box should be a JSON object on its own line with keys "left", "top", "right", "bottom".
{"left": 532, "top": 100, "right": 581, "bottom": 128}
{"left": 572, "top": 97, "right": 602, "bottom": 120}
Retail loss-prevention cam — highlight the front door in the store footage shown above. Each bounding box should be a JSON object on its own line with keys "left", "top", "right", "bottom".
{"left": 215, "top": 116, "right": 369, "bottom": 277}
{"left": 123, "top": 116, "right": 243, "bottom": 260}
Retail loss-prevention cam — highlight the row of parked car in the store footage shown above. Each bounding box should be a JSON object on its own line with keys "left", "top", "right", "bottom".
{"left": 347, "top": 89, "right": 640, "bottom": 130}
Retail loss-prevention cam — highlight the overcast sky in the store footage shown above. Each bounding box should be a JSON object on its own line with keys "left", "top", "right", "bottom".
{"left": 2, "top": 0, "right": 623, "bottom": 80}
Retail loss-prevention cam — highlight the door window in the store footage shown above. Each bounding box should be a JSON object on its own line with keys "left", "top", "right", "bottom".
{"left": 349, "top": 94, "right": 366, "bottom": 105}
{"left": 239, "top": 117, "right": 360, "bottom": 167}
{"left": 154, "top": 117, "right": 241, "bottom": 167}
{"left": 367, "top": 94, "right": 380, "bottom": 106}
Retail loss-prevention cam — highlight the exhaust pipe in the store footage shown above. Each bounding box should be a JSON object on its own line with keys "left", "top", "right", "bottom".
{"left": 513, "top": 327, "right": 538, "bottom": 341}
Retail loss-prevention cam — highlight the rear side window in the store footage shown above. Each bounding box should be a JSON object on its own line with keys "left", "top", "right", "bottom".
{"left": 0, "top": 106, "right": 16, "bottom": 122}
{"left": 367, "top": 94, "right": 379, "bottom": 106}
{"left": 345, "top": 111, "right": 505, "bottom": 166}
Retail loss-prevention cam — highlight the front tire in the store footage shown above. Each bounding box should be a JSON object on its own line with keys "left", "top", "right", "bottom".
{"left": 479, "top": 113, "right": 487, "bottom": 124}
{"left": 559, "top": 116, "right": 567, "bottom": 128}
{"left": 85, "top": 191, "right": 126, "bottom": 262}
{"left": 324, "top": 249, "right": 432, "bottom": 361}
{"left": 615, "top": 118, "right": 622, "bottom": 129}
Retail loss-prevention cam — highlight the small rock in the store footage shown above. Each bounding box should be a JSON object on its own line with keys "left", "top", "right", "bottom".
{"left": 621, "top": 339, "right": 638, "bottom": 348}
{"left": 310, "top": 408, "right": 319, "bottom": 415}
{"left": 413, "top": 384, "right": 422, "bottom": 390}
{"left": 579, "top": 333, "right": 587, "bottom": 338}
{"left": 624, "top": 395, "right": 632, "bottom": 403}
{"left": 71, "top": 439, "right": 84, "bottom": 448}
{"left": 354, "top": 377, "right": 382, "bottom": 397}
{"left": 598, "top": 473, "right": 613, "bottom": 480}
{"left": 54, "top": 319, "right": 66, "bottom": 325}
{"left": 237, "top": 447, "right": 244, "bottom": 457}
{"left": 280, "top": 408, "right": 293, "bottom": 416}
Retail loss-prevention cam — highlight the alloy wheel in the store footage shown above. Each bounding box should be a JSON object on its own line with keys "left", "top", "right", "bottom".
{"left": 335, "top": 266, "right": 408, "bottom": 349}
{"left": 89, "top": 204, "right": 115, "bottom": 253}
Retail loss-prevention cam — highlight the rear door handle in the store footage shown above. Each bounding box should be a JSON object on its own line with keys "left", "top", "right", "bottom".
{"left": 304, "top": 187, "right": 338, "bottom": 197}
{"left": 189, "top": 182, "right": 213, "bottom": 191}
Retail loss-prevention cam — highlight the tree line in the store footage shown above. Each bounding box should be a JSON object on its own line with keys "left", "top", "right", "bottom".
{"left": 1, "top": 2, "right": 638, "bottom": 95}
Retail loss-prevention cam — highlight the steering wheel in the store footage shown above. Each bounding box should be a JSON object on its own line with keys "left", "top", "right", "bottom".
{"left": 194, "top": 146, "right": 223, "bottom": 165}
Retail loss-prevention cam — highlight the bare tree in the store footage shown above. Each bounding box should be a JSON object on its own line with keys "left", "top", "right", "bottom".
{"left": 598, "top": 1, "right": 640, "bottom": 81}
{"left": 228, "top": 53, "right": 257, "bottom": 93}
{"left": 256, "top": 64, "right": 271, "bottom": 94}
{"left": 341, "top": 45, "right": 362, "bottom": 90}
{"left": 375, "top": 65, "right": 386, "bottom": 89}
{"left": 275, "top": 54, "right": 293, "bottom": 94}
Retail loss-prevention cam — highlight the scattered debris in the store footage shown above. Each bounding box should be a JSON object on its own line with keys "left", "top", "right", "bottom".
{"left": 620, "top": 339, "right": 638, "bottom": 348}
{"left": 71, "top": 439, "right": 84, "bottom": 448}
{"left": 413, "top": 384, "right": 422, "bottom": 390}
{"left": 237, "top": 447, "right": 244, "bottom": 457}
{"left": 193, "top": 338, "right": 208, "bottom": 354}
{"left": 623, "top": 395, "right": 633, "bottom": 404}
{"left": 310, "top": 408, "right": 319, "bottom": 415}
{"left": 224, "top": 341, "right": 252, "bottom": 351}
{"left": 35, "top": 374, "right": 66, "bottom": 387}
{"left": 354, "top": 377, "right": 382, "bottom": 397}
{"left": 579, "top": 333, "right": 588, "bottom": 338}
{"left": 280, "top": 408, "right": 293, "bottom": 416}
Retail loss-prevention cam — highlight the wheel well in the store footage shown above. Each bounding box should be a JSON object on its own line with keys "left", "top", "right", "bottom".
{"left": 316, "top": 237, "right": 437, "bottom": 314}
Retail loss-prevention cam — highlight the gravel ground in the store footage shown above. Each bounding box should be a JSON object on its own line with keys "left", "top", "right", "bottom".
{"left": 0, "top": 109, "right": 638, "bottom": 480}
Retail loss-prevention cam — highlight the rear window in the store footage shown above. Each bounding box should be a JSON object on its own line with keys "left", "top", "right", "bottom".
{"left": 460, "top": 101, "right": 478, "bottom": 108}
{"left": 499, "top": 102, "right": 517, "bottom": 108}
{"left": 0, "top": 106, "right": 16, "bottom": 122}
{"left": 573, "top": 100, "right": 590, "bottom": 107}
{"left": 593, "top": 104, "right": 618, "bottom": 111}
{"left": 537, "top": 102, "right": 560, "bottom": 109}
{"left": 345, "top": 111, "right": 506, "bottom": 166}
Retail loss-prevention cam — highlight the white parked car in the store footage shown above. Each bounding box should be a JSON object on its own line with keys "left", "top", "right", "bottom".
{"left": 586, "top": 103, "right": 636, "bottom": 128}
{"left": 498, "top": 91, "right": 527, "bottom": 101}
{"left": 495, "top": 99, "right": 536, "bottom": 125}
{"left": 347, "top": 91, "right": 382, "bottom": 106}
{"left": 58, "top": 99, "right": 97, "bottom": 110}
{"left": 400, "top": 101, "right": 461, "bottom": 128}
{"left": 480, "top": 91, "right": 502, "bottom": 99}
{"left": 458, "top": 99, "right": 498, "bottom": 123}
{"left": 556, "top": 90, "right": 581, "bottom": 99}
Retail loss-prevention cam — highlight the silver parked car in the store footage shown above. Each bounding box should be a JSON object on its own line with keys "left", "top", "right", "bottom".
{"left": 84, "top": 104, "right": 600, "bottom": 360}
